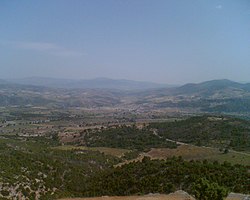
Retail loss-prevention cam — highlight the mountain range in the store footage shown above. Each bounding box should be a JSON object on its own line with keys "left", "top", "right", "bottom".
{"left": 4, "top": 77, "right": 250, "bottom": 93}
{"left": 6, "top": 77, "right": 172, "bottom": 90}
{"left": 1, "top": 78, "right": 250, "bottom": 116}
{"left": 174, "top": 79, "right": 250, "bottom": 95}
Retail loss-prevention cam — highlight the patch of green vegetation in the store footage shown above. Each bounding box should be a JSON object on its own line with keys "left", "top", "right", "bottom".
{"left": 0, "top": 136, "right": 120, "bottom": 199}
{"left": 53, "top": 145, "right": 129, "bottom": 157}
{"left": 149, "top": 115, "right": 250, "bottom": 152}
{"left": 192, "top": 178, "right": 229, "bottom": 200}
{"left": 83, "top": 157, "right": 249, "bottom": 197}
{"left": 121, "top": 150, "right": 141, "bottom": 160}
{"left": 208, "top": 151, "right": 250, "bottom": 166}
{"left": 202, "top": 98, "right": 250, "bottom": 113}
{"left": 83, "top": 125, "right": 177, "bottom": 151}
{"left": 0, "top": 115, "right": 249, "bottom": 199}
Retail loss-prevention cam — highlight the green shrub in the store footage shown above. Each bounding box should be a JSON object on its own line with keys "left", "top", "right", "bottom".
{"left": 191, "top": 178, "right": 229, "bottom": 200}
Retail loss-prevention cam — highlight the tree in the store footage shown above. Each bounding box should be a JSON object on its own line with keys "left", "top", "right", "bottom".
{"left": 191, "top": 178, "right": 229, "bottom": 200}
{"left": 223, "top": 147, "right": 229, "bottom": 154}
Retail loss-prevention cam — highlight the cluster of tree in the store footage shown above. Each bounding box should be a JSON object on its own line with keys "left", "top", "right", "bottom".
{"left": 121, "top": 150, "right": 141, "bottom": 160}
{"left": 192, "top": 178, "right": 229, "bottom": 200}
{"left": 202, "top": 98, "right": 250, "bottom": 113}
{"left": 1, "top": 115, "right": 249, "bottom": 199}
{"left": 154, "top": 97, "right": 250, "bottom": 115}
{"left": 155, "top": 99, "right": 211, "bottom": 109}
{"left": 149, "top": 115, "right": 250, "bottom": 151}
{"left": 84, "top": 125, "right": 177, "bottom": 151}
{"left": 83, "top": 156, "right": 249, "bottom": 198}
{"left": 0, "top": 136, "right": 120, "bottom": 199}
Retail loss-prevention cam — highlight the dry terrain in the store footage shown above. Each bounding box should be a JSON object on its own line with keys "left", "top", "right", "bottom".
{"left": 115, "top": 144, "right": 250, "bottom": 167}
{"left": 59, "top": 190, "right": 195, "bottom": 200}
{"left": 146, "top": 145, "right": 250, "bottom": 165}
{"left": 59, "top": 191, "right": 250, "bottom": 200}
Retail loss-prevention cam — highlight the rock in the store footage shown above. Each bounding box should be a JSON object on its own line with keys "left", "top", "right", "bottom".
{"left": 226, "top": 193, "right": 250, "bottom": 200}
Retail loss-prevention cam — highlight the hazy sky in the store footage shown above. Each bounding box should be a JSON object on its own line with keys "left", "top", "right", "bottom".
{"left": 0, "top": 0, "right": 249, "bottom": 84}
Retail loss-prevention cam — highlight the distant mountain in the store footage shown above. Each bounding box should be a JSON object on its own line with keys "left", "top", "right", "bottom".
{"left": 136, "top": 79, "right": 250, "bottom": 97}
{"left": 7, "top": 77, "right": 172, "bottom": 90}
{"left": 1, "top": 78, "right": 250, "bottom": 114}
{"left": 134, "top": 79, "right": 250, "bottom": 115}
{"left": 171, "top": 79, "right": 250, "bottom": 96}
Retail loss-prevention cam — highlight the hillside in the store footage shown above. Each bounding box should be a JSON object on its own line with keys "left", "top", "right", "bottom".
{"left": 72, "top": 115, "right": 250, "bottom": 152}
{"left": 80, "top": 156, "right": 249, "bottom": 197}
{"left": 136, "top": 79, "right": 250, "bottom": 116}
{"left": 173, "top": 79, "right": 248, "bottom": 95}
{"left": 83, "top": 125, "right": 177, "bottom": 151}
{"left": 0, "top": 83, "right": 123, "bottom": 108}
{"left": 149, "top": 115, "right": 250, "bottom": 151}
{"left": 0, "top": 114, "right": 249, "bottom": 199}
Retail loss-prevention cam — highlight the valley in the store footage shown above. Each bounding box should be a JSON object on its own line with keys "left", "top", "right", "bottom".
{"left": 0, "top": 79, "right": 249, "bottom": 199}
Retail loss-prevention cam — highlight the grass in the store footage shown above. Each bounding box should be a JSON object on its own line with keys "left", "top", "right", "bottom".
{"left": 146, "top": 144, "right": 250, "bottom": 166}
{"left": 208, "top": 151, "right": 250, "bottom": 166}
{"left": 53, "top": 145, "right": 130, "bottom": 157}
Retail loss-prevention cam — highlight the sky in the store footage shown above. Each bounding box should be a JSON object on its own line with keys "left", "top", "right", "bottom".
{"left": 0, "top": 0, "right": 249, "bottom": 84}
